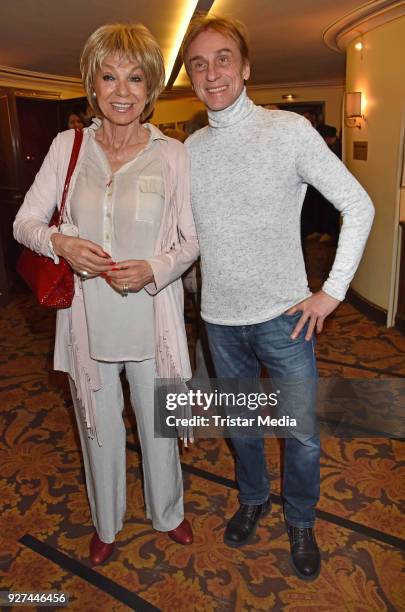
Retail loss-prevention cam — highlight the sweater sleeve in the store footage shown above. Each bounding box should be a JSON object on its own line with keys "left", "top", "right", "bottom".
{"left": 13, "top": 132, "right": 65, "bottom": 259}
{"left": 145, "top": 143, "right": 199, "bottom": 295}
{"left": 295, "top": 116, "right": 374, "bottom": 301}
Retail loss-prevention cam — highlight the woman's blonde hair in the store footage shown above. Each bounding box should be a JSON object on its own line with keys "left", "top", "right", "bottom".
{"left": 80, "top": 23, "right": 165, "bottom": 122}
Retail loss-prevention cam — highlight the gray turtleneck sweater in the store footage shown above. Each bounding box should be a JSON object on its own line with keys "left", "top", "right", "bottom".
{"left": 186, "top": 89, "right": 374, "bottom": 326}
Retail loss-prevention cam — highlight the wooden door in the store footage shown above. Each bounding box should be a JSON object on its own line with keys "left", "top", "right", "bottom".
{"left": 0, "top": 91, "right": 87, "bottom": 305}
{"left": 0, "top": 87, "right": 24, "bottom": 305}
{"left": 16, "top": 96, "right": 59, "bottom": 192}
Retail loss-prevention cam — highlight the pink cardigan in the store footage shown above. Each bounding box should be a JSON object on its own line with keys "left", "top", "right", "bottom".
{"left": 14, "top": 123, "right": 199, "bottom": 439}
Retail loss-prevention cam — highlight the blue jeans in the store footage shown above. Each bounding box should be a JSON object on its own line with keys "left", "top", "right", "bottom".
{"left": 205, "top": 311, "right": 320, "bottom": 528}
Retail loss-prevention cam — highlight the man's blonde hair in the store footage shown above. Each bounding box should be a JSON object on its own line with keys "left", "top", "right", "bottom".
{"left": 181, "top": 14, "right": 249, "bottom": 75}
{"left": 80, "top": 23, "right": 165, "bottom": 122}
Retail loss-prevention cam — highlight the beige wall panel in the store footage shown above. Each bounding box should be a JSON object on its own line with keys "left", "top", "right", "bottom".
{"left": 153, "top": 84, "right": 344, "bottom": 129}
{"left": 152, "top": 96, "right": 205, "bottom": 124}
{"left": 248, "top": 85, "right": 344, "bottom": 129}
{"left": 345, "top": 16, "right": 405, "bottom": 312}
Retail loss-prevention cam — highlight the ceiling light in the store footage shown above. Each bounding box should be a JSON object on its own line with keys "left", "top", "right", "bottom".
{"left": 164, "top": 0, "right": 199, "bottom": 86}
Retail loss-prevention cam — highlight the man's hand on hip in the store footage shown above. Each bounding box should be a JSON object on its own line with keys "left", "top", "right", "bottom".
{"left": 286, "top": 290, "right": 341, "bottom": 341}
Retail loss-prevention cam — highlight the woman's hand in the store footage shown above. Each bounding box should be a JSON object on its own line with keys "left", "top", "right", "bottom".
{"left": 51, "top": 234, "right": 113, "bottom": 277}
{"left": 105, "top": 260, "right": 155, "bottom": 295}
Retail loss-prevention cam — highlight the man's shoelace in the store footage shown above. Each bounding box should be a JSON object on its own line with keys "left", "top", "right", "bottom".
{"left": 290, "top": 527, "right": 314, "bottom": 546}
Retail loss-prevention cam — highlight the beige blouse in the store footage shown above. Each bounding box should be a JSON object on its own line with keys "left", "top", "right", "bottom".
{"left": 70, "top": 131, "right": 164, "bottom": 361}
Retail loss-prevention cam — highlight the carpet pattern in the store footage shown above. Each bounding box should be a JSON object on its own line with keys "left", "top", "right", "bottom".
{"left": 1, "top": 243, "right": 405, "bottom": 611}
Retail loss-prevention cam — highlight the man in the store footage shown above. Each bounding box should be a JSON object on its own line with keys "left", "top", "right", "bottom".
{"left": 302, "top": 124, "right": 342, "bottom": 249}
{"left": 317, "top": 123, "right": 342, "bottom": 157}
{"left": 182, "top": 16, "right": 374, "bottom": 580}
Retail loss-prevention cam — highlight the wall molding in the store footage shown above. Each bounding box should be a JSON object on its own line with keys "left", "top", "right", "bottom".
{"left": 0, "top": 67, "right": 345, "bottom": 103}
{"left": 247, "top": 79, "right": 344, "bottom": 91}
{"left": 166, "top": 79, "right": 344, "bottom": 99}
{"left": 323, "top": 0, "right": 405, "bottom": 52}
{"left": 346, "top": 288, "right": 387, "bottom": 327}
{"left": 0, "top": 64, "right": 84, "bottom": 99}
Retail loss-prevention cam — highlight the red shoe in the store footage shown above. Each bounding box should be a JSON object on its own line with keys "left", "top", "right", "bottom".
{"left": 167, "top": 519, "right": 193, "bottom": 545}
{"left": 89, "top": 532, "right": 115, "bottom": 565}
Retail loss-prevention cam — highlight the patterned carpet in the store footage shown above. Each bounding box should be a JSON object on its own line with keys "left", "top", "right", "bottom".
{"left": 0, "top": 242, "right": 404, "bottom": 611}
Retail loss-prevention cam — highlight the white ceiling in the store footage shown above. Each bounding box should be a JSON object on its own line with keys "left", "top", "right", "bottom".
{"left": 0, "top": 0, "right": 372, "bottom": 90}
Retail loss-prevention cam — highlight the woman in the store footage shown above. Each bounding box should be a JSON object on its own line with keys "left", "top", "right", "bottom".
{"left": 14, "top": 23, "right": 199, "bottom": 565}
{"left": 66, "top": 110, "right": 84, "bottom": 130}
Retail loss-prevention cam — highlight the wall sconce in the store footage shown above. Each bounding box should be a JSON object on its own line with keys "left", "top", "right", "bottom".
{"left": 282, "top": 94, "right": 296, "bottom": 101}
{"left": 345, "top": 91, "right": 364, "bottom": 129}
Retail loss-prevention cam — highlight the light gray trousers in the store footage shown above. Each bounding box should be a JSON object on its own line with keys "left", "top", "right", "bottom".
{"left": 69, "top": 358, "right": 184, "bottom": 543}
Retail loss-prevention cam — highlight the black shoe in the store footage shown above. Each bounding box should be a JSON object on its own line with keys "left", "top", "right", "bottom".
{"left": 224, "top": 498, "right": 271, "bottom": 547}
{"left": 286, "top": 523, "right": 320, "bottom": 581}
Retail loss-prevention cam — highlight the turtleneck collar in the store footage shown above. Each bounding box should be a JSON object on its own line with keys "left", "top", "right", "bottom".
{"left": 207, "top": 87, "right": 255, "bottom": 129}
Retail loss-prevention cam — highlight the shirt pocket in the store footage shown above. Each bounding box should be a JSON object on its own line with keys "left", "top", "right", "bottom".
{"left": 136, "top": 176, "right": 165, "bottom": 223}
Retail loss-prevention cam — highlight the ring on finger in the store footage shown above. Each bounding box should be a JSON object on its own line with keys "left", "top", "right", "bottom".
{"left": 122, "top": 283, "right": 129, "bottom": 297}
{"left": 79, "top": 270, "right": 89, "bottom": 279}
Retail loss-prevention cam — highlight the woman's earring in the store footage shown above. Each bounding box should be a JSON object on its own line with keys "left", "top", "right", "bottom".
{"left": 92, "top": 91, "right": 97, "bottom": 98}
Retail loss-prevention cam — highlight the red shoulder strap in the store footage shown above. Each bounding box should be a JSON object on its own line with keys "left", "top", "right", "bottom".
{"left": 58, "top": 128, "right": 84, "bottom": 228}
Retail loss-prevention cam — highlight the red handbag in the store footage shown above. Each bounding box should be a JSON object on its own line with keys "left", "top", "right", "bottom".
{"left": 17, "top": 129, "right": 83, "bottom": 308}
